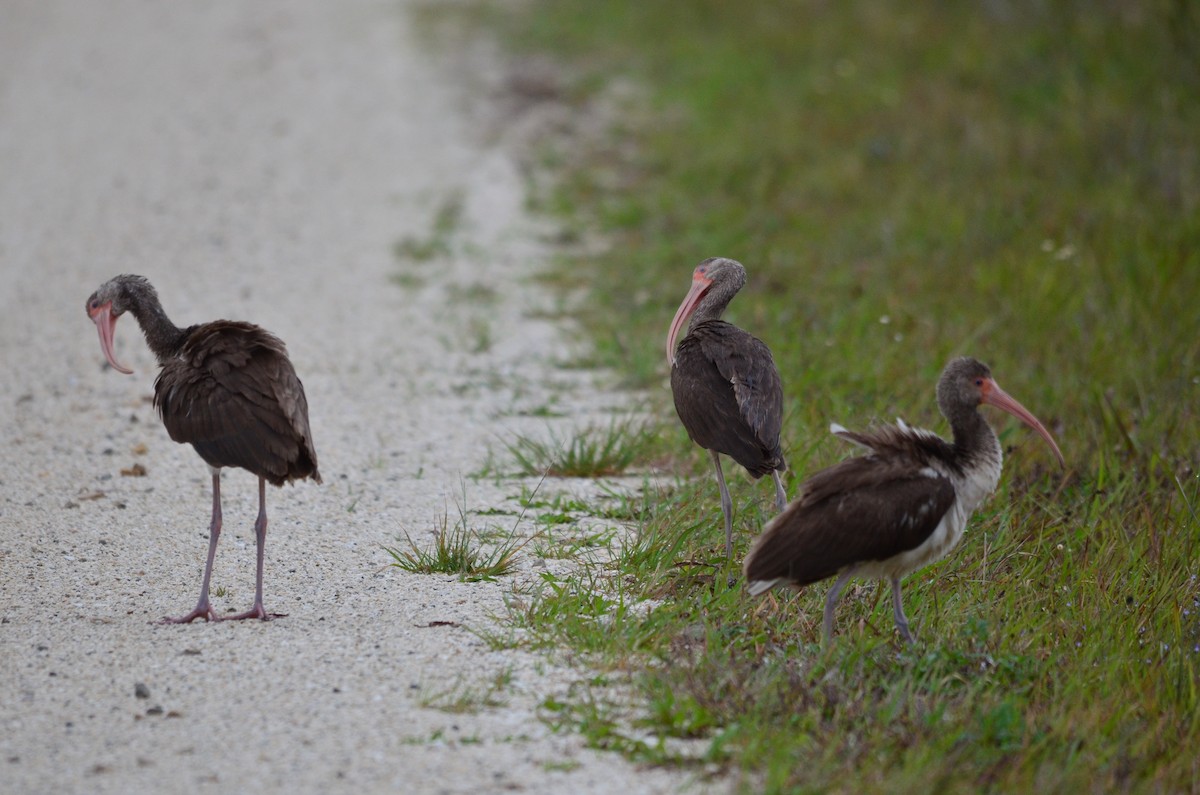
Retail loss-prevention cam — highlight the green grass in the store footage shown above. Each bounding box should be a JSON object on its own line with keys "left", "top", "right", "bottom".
{"left": 392, "top": 191, "right": 465, "bottom": 262}
{"left": 457, "top": 0, "right": 1200, "bottom": 791}
{"left": 446, "top": 282, "right": 500, "bottom": 304}
{"left": 418, "top": 669, "right": 512, "bottom": 714}
{"left": 503, "top": 418, "right": 657, "bottom": 477}
{"left": 385, "top": 498, "right": 524, "bottom": 581}
{"left": 541, "top": 758, "right": 583, "bottom": 773}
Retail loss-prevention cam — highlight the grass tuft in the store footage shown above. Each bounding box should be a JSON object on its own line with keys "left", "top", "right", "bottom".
{"left": 385, "top": 499, "right": 524, "bottom": 581}
{"left": 504, "top": 418, "right": 656, "bottom": 477}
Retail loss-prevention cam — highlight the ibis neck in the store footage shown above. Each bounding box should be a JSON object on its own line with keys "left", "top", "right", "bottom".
{"left": 943, "top": 410, "right": 1004, "bottom": 517}
{"left": 688, "top": 291, "right": 735, "bottom": 333}
{"left": 950, "top": 410, "right": 1003, "bottom": 479}
{"left": 125, "top": 285, "right": 186, "bottom": 364}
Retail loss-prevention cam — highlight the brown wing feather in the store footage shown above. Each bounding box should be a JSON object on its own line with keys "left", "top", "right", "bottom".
{"left": 743, "top": 454, "right": 956, "bottom": 586}
{"left": 670, "top": 320, "right": 785, "bottom": 477}
{"left": 832, "top": 422, "right": 962, "bottom": 476}
{"left": 154, "top": 321, "right": 320, "bottom": 486}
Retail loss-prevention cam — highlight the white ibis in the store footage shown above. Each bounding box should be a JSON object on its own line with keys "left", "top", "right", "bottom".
{"left": 86, "top": 274, "right": 321, "bottom": 623}
{"left": 743, "top": 356, "right": 1064, "bottom": 643}
{"left": 667, "top": 257, "right": 787, "bottom": 559}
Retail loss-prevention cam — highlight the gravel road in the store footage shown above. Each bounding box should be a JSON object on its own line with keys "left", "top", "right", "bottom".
{"left": 0, "top": 3, "right": 710, "bottom": 792}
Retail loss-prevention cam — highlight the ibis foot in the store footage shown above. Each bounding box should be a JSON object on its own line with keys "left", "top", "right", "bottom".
{"left": 160, "top": 604, "right": 218, "bottom": 624}
{"left": 220, "top": 604, "right": 286, "bottom": 621}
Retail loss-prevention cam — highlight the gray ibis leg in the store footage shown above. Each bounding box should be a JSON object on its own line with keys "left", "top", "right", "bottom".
{"left": 709, "top": 450, "right": 734, "bottom": 559}
{"left": 161, "top": 471, "right": 222, "bottom": 624}
{"left": 822, "top": 568, "right": 855, "bottom": 643}
{"left": 223, "top": 477, "right": 285, "bottom": 621}
{"left": 889, "top": 575, "right": 914, "bottom": 643}
{"left": 770, "top": 470, "right": 787, "bottom": 513}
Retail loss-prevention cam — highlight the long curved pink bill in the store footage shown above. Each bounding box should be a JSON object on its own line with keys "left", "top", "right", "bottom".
{"left": 666, "top": 279, "right": 709, "bottom": 366}
{"left": 984, "top": 381, "right": 1065, "bottom": 467}
{"left": 91, "top": 305, "right": 133, "bottom": 374}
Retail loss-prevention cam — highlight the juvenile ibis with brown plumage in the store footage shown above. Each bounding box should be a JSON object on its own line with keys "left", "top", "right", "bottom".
{"left": 667, "top": 257, "right": 787, "bottom": 559}
{"left": 743, "top": 356, "right": 1063, "bottom": 643}
{"left": 86, "top": 274, "right": 321, "bottom": 623}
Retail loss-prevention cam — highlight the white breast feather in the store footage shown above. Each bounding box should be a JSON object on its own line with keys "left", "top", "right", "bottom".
{"left": 855, "top": 450, "right": 1004, "bottom": 580}
{"left": 856, "top": 497, "right": 965, "bottom": 580}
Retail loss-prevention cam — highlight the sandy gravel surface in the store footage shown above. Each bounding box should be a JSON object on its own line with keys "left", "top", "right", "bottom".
{"left": 0, "top": 3, "right": 708, "bottom": 793}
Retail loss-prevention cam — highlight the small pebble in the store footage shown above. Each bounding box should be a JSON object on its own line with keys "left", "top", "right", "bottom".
{"left": 134, "top": 683, "right": 150, "bottom": 699}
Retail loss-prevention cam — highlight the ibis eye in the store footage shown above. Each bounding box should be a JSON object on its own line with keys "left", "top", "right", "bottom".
{"left": 975, "top": 379, "right": 984, "bottom": 386}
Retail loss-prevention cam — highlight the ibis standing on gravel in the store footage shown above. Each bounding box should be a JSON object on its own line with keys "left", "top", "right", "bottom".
{"left": 667, "top": 257, "right": 788, "bottom": 560}
{"left": 743, "top": 356, "right": 1064, "bottom": 642}
{"left": 87, "top": 274, "right": 321, "bottom": 623}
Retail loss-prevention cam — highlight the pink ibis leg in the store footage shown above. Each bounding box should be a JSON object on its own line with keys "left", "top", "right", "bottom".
{"left": 161, "top": 471, "right": 222, "bottom": 624}
{"left": 890, "top": 575, "right": 914, "bottom": 643}
{"left": 709, "top": 449, "right": 734, "bottom": 560}
{"left": 770, "top": 470, "right": 786, "bottom": 513}
{"left": 822, "top": 568, "right": 856, "bottom": 643}
{"left": 222, "top": 477, "right": 285, "bottom": 621}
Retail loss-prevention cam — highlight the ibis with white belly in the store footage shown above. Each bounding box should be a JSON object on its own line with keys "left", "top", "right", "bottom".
{"left": 743, "top": 356, "right": 1064, "bottom": 642}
